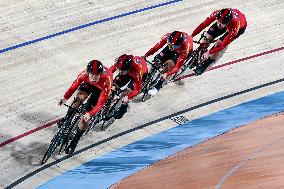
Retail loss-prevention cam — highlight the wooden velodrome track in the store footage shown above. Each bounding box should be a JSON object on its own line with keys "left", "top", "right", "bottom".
{"left": 0, "top": 0, "right": 283, "bottom": 188}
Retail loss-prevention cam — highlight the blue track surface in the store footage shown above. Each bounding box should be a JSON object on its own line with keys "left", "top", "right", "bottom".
{"left": 38, "top": 91, "right": 284, "bottom": 189}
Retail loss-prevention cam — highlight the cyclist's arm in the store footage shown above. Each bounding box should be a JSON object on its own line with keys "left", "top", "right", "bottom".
{"left": 88, "top": 77, "right": 112, "bottom": 116}
{"left": 209, "top": 24, "right": 239, "bottom": 54}
{"left": 63, "top": 72, "right": 85, "bottom": 100}
{"left": 167, "top": 43, "right": 191, "bottom": 76}
{"left": 166, "top": 53, "right": 187, "bottom": 76}
{"left": 88, "top": 91, "right": 108, "bottom": 116}
{"left": 128, "top": 73, "right": 142, "bottom": 100}
{"left": 108, "top": 64, "right": 117, "bottom": 73}
{"left": 128, "top": 82, "right": 140, "bottom": 100}
{"left": 191, "top": 11, "right": 217, "bottom": 37}
{"left": 145, "top": 34, "right": 168, "bottom": 57}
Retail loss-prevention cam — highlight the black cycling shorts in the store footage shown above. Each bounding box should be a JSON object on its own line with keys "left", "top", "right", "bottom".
{"left": 78, "top": 82, "right": 102, "bottom": 111}
{"left": 207, "top": 22, "right": 246, "bottom": 41}
{"left": 114, "top": 74, "right": 147, "bottom": 91}
{"left": 154, "top": 45, "right": 180, "bottom": 65}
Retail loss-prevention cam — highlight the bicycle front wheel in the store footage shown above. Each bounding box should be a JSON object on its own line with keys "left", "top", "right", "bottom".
{"left": 83, "top": 115, "right": 100, "bottom": 136}
{"left": 41, "top": 129, "right": 64, "bottom": 164}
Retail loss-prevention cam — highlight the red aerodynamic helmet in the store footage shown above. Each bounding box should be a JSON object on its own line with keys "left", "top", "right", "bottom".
{"left": 86, "top": 60, "right": 104, "bottom": 74}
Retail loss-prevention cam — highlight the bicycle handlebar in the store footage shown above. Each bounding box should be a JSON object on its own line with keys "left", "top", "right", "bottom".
{"left": 63, "top": 103, "right": 74, "bottom": 109}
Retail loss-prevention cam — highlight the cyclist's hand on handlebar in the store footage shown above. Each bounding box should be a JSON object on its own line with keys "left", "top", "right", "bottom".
{"left": 83, "top": 113, "right": 92, "bottom": 122}
{"left": 58, "top": 98, "right": 67, "bottom": 106}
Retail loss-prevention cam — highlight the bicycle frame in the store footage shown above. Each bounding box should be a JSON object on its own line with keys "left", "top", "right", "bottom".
{"left": 140, "top": 60, "right": 166, "bottom": 101}
{"left": 41, "top": 101, "right": 83, "bottom": 164}
{"left": 57, "top": 103, "right": 84, "bottom": 153}
{"left": 193, "top": 31, "right": 217, "bottom": 66}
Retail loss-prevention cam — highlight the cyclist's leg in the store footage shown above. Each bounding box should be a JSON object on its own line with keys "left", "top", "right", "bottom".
{"left": 117, "top": 79, "right": 135, "bottom": 118}
{"left": 200, "top": 22, "right": 226, "bottom": 46}
{"left": 162, "top": 49, "right": 178, "bottom": 74}
{"left": 66, "top": 85, "right": 101, "bottom": 154}
{"left": 155, "top": 46, "right": 171, "bottom": 60}
{"left": 114, "top": 74, "right": 131, "bottom": 88}
{"left": 193, "top": 23, "right": 219, "bottom": 74}
{"left": 79, "top": 86, "right": 102, "bottom": 129}
{"left": 163, "top": 58, "right": 176, "bottom": 72}
{"left": 211, "top": 26, "right": 246, "bottom": 63}
{"left": 208, "top": 27, "right": 246, "bottom": 65}
{"left": 195, "top": 22, "right": 227, "bottom": 75}
{"left": 200, "top": 32, "right": 214, "bottom": 44}
{"left": 114, "top": 74, "right": 132, "bottom": 97}
{"left": 148, "top": 51, "right": 178, "bottom": 96}
{"left": 118, "top": 73, "right": 147, "bottom": 113}
{"left": 154, "top": 59, "right": 174, "bottom": 86}
{"left": 206, "top": 22, "right": 227, "bottom": 39}
{"left": 114, "top": 74, "right": 131, "bottom": 102}
{"left": 117, "top": 73, "right": 149, "bottom": 98}
{"left": 153, "top": 46, "right": 172, "bottom": 66}
{"left": 112, "top": 74, "right": 131, "bottom": 119}
{"left": 195, "top": 39, "right": 225, "bottom": 75}
{"left": 69, "top": 84, "right": 91, "bottom": 116}
{"left": 122, "top": 88, "right": 132, "bottom": 98}
{"left": 57, "top": 83, "right": 89, "bottom": 127}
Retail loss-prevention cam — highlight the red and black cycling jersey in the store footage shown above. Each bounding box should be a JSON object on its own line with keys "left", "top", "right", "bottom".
{"left": 63, "top": 66, "right": 113, "bottom": 116}
{"left": 191, "top": 8, "right": 247, "bottom": 54}
{"left": 145, "top": 32, "right": 193, "bottom": 76}
{"left": 109, "top": 56, "right": 148, "bottom": 100}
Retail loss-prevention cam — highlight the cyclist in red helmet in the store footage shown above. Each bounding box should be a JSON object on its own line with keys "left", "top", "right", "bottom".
{"left": 109, "top": 54, "right": 148, "bottom": 119}
{"left": 142, "top": 31, "right": 193, "bottom": 96}
{"left": 57, "top": 60, "right": 113, "bottom": 154}
{"left": 191, "top": 8, "right": 247, "bottom": 75}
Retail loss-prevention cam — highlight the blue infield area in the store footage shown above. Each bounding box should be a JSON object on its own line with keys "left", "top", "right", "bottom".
{"left": 38, "top": 91, "right": 284, "bottom": 189}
